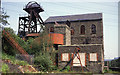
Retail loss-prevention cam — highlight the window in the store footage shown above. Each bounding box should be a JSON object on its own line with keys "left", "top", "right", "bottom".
{"left": 50, "top": 27, "right": 54, "bottom": 33}
{"left": 73, "top": 53, "right": 86, "bottom": 66}
{"left": 71, "top": 27, "right": 74, "bottom": 35}
{"left": 61, "top": 53, "right": 70, "bottom": 61}
{"left": 81, "top": 25, "right": 85, "bottom": 34}
{"left": 91, "top": 24, "right": 96, "bottom": 34}
{"left": 89, "top": 53, "right": 98, "bottom": 61}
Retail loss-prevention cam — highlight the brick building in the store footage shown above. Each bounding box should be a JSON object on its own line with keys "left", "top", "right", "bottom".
{"left": 44, "top": 13, "right": 104, "bottom": 73}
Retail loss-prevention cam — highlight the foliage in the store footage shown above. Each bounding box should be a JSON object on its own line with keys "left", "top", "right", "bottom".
{"left": 2, "top": 53, "right": 29, "bottom": 66}
{"left": 29, "top": 31, "right": 55, "bottom": 72}
{"left": 2, "top": 52, "right": 15, "bottom": 60}
{"left": 28, "top": 31, "right": 53, "bottom": 56}
{"left": 62, "top": 66, "right": 70, "bottom": 72}
{"left": 12, "top": 34, "right": 29, "bottom": 52}
{"left": 2, "top": 63, "right": 9, "bottom": 73}
{"left": 2, "top": 28, "right": 17, "bottom": 55}
{"left": 34, "top": 52, "right": 55, "bottom": 72}
{"left": 14, "top": 60, "right": 28, "bottom": 66}
{"left": 3, "top": 27, "right": 54, "bottom": 56}
{"left": 104, "top": 69, "right": 120, "bottom": 73}
{"left": 109, "top": 57, "right": 120, "bottom": 67}
{"left": 2, "top": 27, "right": 56, "bottom": 72}
{"left": 4, "top": 27, "right": 14, "bottom": 34}
{"left": 0, "top": 8, "right": 9, "bottom": 25}
{"left": 2, "top": 27, "right": 29, "bottom": 56}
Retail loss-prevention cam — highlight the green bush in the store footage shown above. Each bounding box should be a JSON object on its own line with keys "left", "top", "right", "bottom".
{"left": 34, "top": 53, "right": 55, "bottom": 72}
{"left": 3, "top": 27, "right": 29, "bottom": 56}
{"left": 2, "top": 63, "right": 9, "bottom": 73}
{"left": 2, "top": 53, "right": 15, "bottom": 61}
{"left": 28, "top": 31, "right": 53, "bottom": 56}
{"left": 2, "top": 53, "right": 29, "bottom": 66}
{"left": 62, "top": 66, "right": 70, "bottom": 72}
{"left": 14, "top": 60, "right": 28, "bottom": 66}
{"left": 104, "top": 69, "right": 120, "bottom": 73}
{"left": 4, "top": 27, "right": 14, "bottom": 34}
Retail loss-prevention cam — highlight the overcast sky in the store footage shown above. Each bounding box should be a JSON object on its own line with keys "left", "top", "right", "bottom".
{"left": 2, "top": 0, "right": 120, "bottom": 2}
{"left": 1, "top": 0, "right": 119, "bottom": 59}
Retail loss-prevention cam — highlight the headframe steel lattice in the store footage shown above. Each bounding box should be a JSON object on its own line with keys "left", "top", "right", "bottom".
{"left": 18, "top": 1, "right": 44, "bottom": 37}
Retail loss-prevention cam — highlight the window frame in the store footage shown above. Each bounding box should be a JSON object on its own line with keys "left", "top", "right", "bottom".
{"left": 49, "top": 27, "right": 54, "bottom": 33}
{"left": 72, "top": 53, "right": 86, "bottom": 66}
{"left": 80, "top": 25, "right": 85, "bottom": 35}
{"left": 61, "top": 53, "right": 70, "bottom": 61}
{"left": 91, "top": 24, "right": 96, "bottom": 34}
{"left": 71, "top": 27, "right": 74, "bottom": 35}
{"left": 89, "top": 53, "right": 98, "bottom": 61}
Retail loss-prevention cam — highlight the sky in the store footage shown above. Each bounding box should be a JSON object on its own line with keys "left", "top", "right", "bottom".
{"left": 1, "top": 0, "right": 119, "bottom": 59}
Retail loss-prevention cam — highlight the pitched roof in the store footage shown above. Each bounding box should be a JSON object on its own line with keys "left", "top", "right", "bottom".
{"left": 45, "top": 13, "right": 102, "bottom": 23}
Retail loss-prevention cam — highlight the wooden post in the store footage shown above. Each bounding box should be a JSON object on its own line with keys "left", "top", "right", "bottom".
{"left": 107, "top": 61, "right": 109, "bottom": 71}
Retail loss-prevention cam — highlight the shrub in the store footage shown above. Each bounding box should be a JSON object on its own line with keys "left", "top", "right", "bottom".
{"left": 14, "top": 60, "right": 28, "bottom": 66}
{"left": 2, "top": 27, "right": 29, "bottom": 56}
{"left": 2, "top": 53, "right": 29, "bottom": 66}
{"left": 62, "top": 66, "right": 70, "bottom": 72}
{"left": 2, "top": 63, "right": 9, "bottom": 73}
{"left": 29, "top": 31, "right": 53, "bottom": 56}
{"left": 34, "top": 53, "right": 55, "bottom": 72}
{"left": 2, "top": 53, "right": 15, "bottom": 61}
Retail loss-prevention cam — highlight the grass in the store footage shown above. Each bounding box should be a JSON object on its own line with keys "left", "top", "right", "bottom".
{"left": 2, "top": 63, "right": 9, "bottom": 73}
{"left": 104, "top": 69, "right": 120, "bottom": 73}
{"left": 2, "top": 53, "right": 120, "bottom": 74}
{"left": 2, "top": 53, "right": 29, "bottom": 66}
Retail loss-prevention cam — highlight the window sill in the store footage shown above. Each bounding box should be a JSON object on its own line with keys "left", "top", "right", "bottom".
{"left": 91, "top": 34, "right": 96, "bottom": 36}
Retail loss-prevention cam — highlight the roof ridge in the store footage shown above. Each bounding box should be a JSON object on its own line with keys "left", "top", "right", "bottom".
{"left": 49, "top": 13, "right": 102, "bottom": 18}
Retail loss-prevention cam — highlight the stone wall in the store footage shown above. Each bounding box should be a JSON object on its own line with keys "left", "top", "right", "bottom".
{"left": 44, "top": 23, "right": 54, "bottom": 33}
{"left": 65, "top": 25, "right": 71, "bottom": 45}
{"left": 44, "top": 19, "right": 104, "bottom": 73}
{"left": 58, "top": 44, "right": 104, "bottom": 73}
{"left": 70, "top": 20, "right": 103, "bottom": 45}
{"left": 45, "top": 19, "right": 103, "bottom": 45}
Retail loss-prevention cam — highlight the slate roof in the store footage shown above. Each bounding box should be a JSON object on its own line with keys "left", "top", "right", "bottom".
{"left": 45, "top": 13, "right": 102, "bottom": 23}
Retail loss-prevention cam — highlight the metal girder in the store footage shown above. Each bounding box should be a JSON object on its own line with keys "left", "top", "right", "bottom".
{"left": 18, "top": 1, "right": 44, "bottom": 37}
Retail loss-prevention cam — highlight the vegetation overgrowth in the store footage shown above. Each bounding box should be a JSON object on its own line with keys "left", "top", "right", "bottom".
{"left": 2, "top": 27, "right": 57, "bottom": 72}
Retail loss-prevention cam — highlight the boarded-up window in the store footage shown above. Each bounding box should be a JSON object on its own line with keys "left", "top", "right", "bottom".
{"left": 89, "top": 53, "right": 98, "bottom": 61}
{"left": 73, "top": 53, "right": 86, "bottom": 66}
{"left": 61, "top": 53, "right": 70, "bottom": 61}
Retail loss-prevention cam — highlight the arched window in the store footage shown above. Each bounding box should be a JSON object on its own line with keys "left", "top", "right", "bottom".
{"left": 81, "top": 25, "right": 85, "bottom": 34}
{"left": 50, "top": 27, "right": 54, "bottom": 33}
{"left": 91, "top": 24, "right": 96, "bottom": 34}
{"left": 71, "top": 27, "right": 74, "bottom": 35}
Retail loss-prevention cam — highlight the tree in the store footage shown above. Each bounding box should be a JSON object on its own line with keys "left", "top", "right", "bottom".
{"left": 28, "top": 31, "right": 53, "bottom": 56}
{"left": 0, "top": 8, "right": 9, "bottom": 26}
